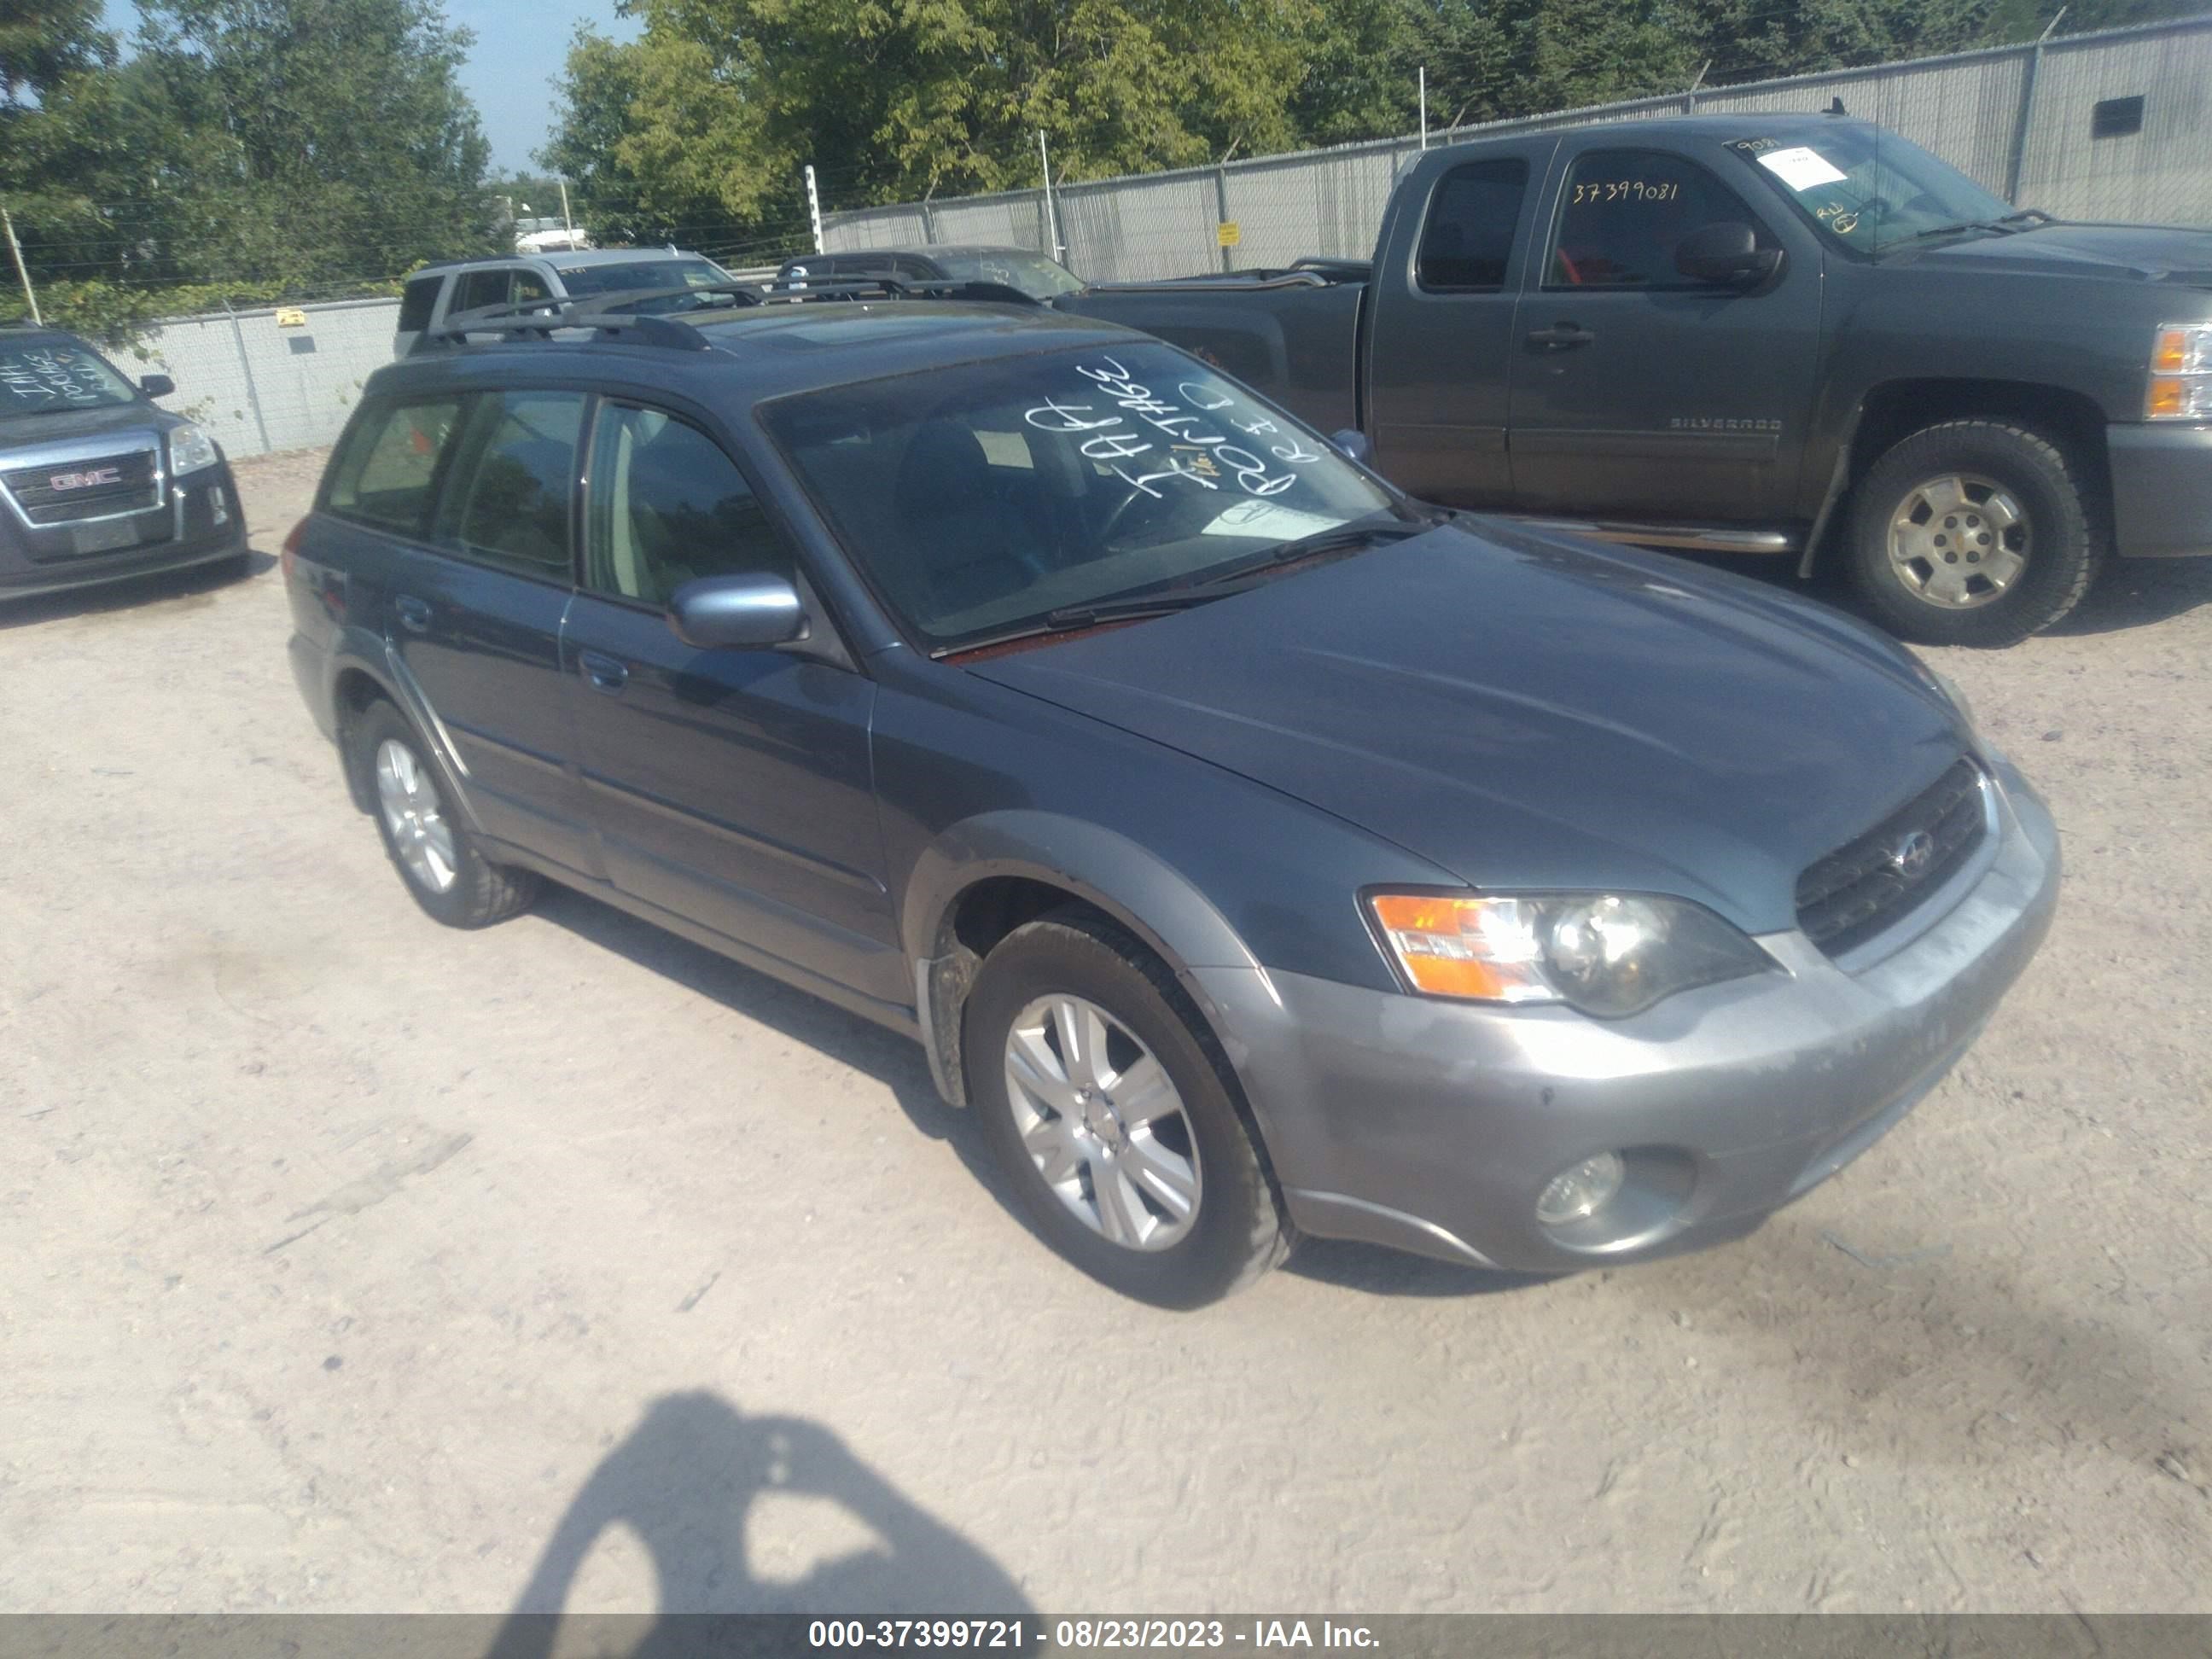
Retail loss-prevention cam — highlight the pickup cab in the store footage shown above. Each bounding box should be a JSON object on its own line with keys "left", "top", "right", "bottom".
{"left": 1061, "top": 114, "right": 2212, "bottom": 645}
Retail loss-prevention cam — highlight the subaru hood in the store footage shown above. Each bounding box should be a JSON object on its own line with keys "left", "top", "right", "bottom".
{"left": 965, "top": 521, "right": 1972, "bottom": 936}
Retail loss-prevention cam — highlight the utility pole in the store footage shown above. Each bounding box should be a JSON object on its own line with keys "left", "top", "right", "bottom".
{"left": 1419, "top": 67, "right": 1429, "bottom": 149}
{"left": 803, "top": 164, "right": 825, "bottom": 255}
{"left": 1038, "top": 131, "right": 1064, "bottom": 262}
{"left": 3, "top": 205, "right": 40, "bottom": 324}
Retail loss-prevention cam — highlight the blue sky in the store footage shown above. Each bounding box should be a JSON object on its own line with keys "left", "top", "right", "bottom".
{"left": 100, "top": 0, "right": 641, "bottom": 174}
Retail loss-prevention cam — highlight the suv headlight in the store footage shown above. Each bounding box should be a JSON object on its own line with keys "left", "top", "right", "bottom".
{"left": 1366, "top": 892, "right": 1772, "bottom": 1018}
{"left": 2147, "top": 323, "right": 2212, "bottom": 420}
{"left": 169, "top": 422, "right": 220, "bottom": 474}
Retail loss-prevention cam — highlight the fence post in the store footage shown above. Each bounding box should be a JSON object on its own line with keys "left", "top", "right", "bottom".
{"left": 2006, "top": 12, "right": 2067, "bottom": 204}
{"left": 221, "top": 299, "right": 274, "bottom": 457}
{"left": 1214, "top": 166, "right": 1233, "bottom": 273}
{"left": 920, "top": 188, "right": 937, "bottom": 245}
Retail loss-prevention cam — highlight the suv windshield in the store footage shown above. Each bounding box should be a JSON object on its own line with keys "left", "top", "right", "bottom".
{"left": 1726, "top": 129, "right": 2018, "bottom": 253}
{"left": 555, "top": 259, "right": 728, "bottom": 299}
{"left": 762, "top": 341, "right": 1400, "bottom": 649}
{"left": 934, "top": 252, "right": 1085, "bottom": 298}
{"left": 1, "top": 335, "right": 140, "bottom": 413}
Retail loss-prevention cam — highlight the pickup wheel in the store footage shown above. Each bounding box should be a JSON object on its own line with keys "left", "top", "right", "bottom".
{"left": 349, "top": 700, "right": 541, "bottom": 928}
{"left": 1848, "top": 420, "right": 2101, "bottom": 647}
{"left": 965, "top": 909, "right": 1290, "bottom": 1307}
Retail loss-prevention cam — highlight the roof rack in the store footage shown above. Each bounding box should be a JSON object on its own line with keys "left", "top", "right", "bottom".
{"left": 413, "top": 276, "right": 1043, "bottom": 356}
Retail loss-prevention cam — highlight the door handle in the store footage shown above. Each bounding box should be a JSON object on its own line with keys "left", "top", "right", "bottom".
{"left": 579, "top": 649, "right": 629, "bottom": 692}
{"left": 393, "top": 595, "right": 432, "bottom": 634}
{"left": 1527, "top": 323, "right": 1597, "bottom": 350}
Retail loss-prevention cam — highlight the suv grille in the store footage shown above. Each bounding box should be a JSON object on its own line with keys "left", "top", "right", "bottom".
{"left": 3, "top": 449, "right": 161, "bottom": 524}
{"left": 1796, "top": 759, "right": 1988, "bottom": 957}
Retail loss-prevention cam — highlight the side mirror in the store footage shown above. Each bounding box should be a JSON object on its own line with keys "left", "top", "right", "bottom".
{"left": 140, "top": 373, "right": 176, "bottom": 398}
{"left": 1330, "top": 427, "right": 1373, "bottom": 465}
{"left": 1674, "top": 223, "right": 1784, "bottom": 288}
{"left": 668, "top": 573, "right": 808, "bottom": 650}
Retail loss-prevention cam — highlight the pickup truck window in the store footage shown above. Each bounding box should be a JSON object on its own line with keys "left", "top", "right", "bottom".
{"left": 761, "top": 341, "right": 1396, "bottom": 649}
{"left": 1417, "top": 160, "right": 1529, "bottom": 291}
{"left": 1546, "top": 150, "right": 1773, "bottom": 289}
{"left": 1723, "top": 130, "right": 2017, "bottom": 254}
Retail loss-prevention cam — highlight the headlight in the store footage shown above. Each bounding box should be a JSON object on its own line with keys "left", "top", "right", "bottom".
{"left": 1365, "top": 891, "right": 1771, "bottom": 1017}
{"left": 168, "top": 422, "right": 220, "bottom": 474}
{"left": 2147, "top": 323, "right": 2212, "bottom": 420}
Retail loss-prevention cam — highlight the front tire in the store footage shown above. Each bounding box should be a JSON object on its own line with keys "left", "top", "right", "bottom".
{"left": 349, "top": 699, "right": 541, "bottom": 928}
{"left": 1848, "top": 420, "right": 2100, "bottom": 647}
{"left": 965, "top": 911, "right": 1289, "bottom": 1307}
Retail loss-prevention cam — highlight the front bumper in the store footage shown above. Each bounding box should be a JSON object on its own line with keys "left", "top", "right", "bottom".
{"left": 2108, "top": 422, "right": 2212, "bottom": 557}
{"left": 1193, "top": 755, "right": 2061, "bottom": 1273}
{"left": 0, "top": 463, "right": 246, "bottom": 600}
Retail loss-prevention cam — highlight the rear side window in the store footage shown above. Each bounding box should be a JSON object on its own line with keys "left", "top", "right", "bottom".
{"left": 1546, "top": 150, "right": 1773, "bottom": 289}
{"left": 397, "top": 276, "right": 442, "bottom": 335}
{"left": 326, "top": 398, "right": 463, "bottom": 533}
{"left": 434, "top": 390, "right": 585, "bottom": 579}
{"left": 585, "top": 405, "right": 791, "bottom": 608}
{"left": 453, "top": 268, "right": 516, "bottom": 312}
{"left": 1417, "top": 160, "right": 1529, "bottom": 291}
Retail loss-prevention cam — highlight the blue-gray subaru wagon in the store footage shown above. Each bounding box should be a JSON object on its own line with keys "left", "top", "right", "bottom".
{"left": 283, "top": 293, "right": 2058, "bottom": 1306}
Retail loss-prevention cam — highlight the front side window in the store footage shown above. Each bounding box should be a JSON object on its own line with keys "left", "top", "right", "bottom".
{"left": 325, "top": 397, "right": 463, "bottom": 533}
{"left": 585, "top": 406, "right": 791, "bottom": 608}
{"left": 1417, "top": 160, "right": 1530, "bottom": 291}
{"left": 0, "top": 336, "right": 139, "bottom": 412}
{"left": 434, "top": 390, "right": 585, "bottom": 578}
{"left": 1723, "top": 129, "right": 2017, "bottom": 253}
{"left": 761, "top": 341, "right": 1400, "bottom": 650}
{"left": 1547, "top": 150, "right": 1773, "bottom": 289}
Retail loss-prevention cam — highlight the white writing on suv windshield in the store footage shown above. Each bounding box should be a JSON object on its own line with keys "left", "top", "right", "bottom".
{"left": 1022, "top": 357, "right": 1322, "bottom": 500}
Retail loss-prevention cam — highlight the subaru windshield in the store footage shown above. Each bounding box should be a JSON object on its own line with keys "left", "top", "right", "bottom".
{"left": 760, "top": 341, "right": 1407, "bottom": 652}
{"left": 1726, "top": 128, "right": 2023, "bottom": 254}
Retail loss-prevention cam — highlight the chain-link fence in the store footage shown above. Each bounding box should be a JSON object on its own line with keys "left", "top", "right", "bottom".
{"left": 825, "top": 13, "right": 2212, "bottom": 282}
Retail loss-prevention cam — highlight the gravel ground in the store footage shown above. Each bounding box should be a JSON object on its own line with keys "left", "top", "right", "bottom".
{"left": 2, "top": 445, "right": 2207, "bottom": 1616}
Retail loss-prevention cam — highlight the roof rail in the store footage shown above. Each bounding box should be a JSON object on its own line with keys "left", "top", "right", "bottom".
{"left": 417, "top": 300, "right": 714, "bottom": 352}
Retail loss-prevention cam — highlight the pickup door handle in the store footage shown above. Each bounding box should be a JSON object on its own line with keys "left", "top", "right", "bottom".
{"left": 393, "top": 595, "right": 432, "bottom": 634}
{"left": 1528, "top": 323, "right": 1597, "bottom": 351}
{"left": 579, "top": 650, "right": 629, "bottom": 692}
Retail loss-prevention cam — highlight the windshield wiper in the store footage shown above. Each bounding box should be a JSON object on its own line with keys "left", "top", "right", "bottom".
{"left": 1882, "top": 211, "right": 2049, "bottom": 251}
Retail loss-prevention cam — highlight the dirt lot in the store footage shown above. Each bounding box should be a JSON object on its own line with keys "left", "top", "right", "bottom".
{"left": 2, "top": 446, "right": 2207, "bottom": 1616}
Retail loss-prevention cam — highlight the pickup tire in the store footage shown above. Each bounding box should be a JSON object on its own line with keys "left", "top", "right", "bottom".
{"left": 1848, "top": 421, "right": 2100, "bottom": 647}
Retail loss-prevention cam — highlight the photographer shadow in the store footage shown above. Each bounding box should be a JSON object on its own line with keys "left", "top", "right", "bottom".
{"left": 485, "top": 1392, "right": 1032, "bottom": 1659}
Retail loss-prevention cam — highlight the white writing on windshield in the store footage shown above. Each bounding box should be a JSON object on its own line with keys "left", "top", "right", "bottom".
{"left": 1022, "top": 357, "right": 1323, "bottom": 500}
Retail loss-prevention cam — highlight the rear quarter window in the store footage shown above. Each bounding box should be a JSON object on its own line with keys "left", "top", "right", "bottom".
{"left": 397, "top": 276, "right": 442, "bottom": 335}
{"left": 325, "top": 398, "right": 464, "bottom": 533}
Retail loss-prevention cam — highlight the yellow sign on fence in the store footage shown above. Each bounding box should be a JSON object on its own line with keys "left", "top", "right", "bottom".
{"left": 274, "top": 306, "right": 307, "bottom": 328}
{"left": 1216, "top": 221, "right": 1241, "bottom": 248}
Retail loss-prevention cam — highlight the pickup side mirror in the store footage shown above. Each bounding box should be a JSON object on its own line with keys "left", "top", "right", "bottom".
{"left": 1674, "top": 223, "right": 1785, "bottom": 288}
{"left": 1330, "top": 428, "right": 1373, "bottom": 465}
{"left": 667, "top": 573, "right": 808, "bottom": 650}
{"left": 140, "top": 373, "right": 176, "bottom": 398}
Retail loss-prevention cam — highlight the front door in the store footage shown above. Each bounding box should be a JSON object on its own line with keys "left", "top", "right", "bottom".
{"left": 559, "top": 401, "right": 905, "bottom": 1006}
{"left": 1505, "top": 142, "right": 1822, "bottom": 523}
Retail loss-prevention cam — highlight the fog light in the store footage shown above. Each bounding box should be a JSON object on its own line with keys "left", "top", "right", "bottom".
{"left": 1536, "top": 1152, "right": 1626, "bottom": 1226}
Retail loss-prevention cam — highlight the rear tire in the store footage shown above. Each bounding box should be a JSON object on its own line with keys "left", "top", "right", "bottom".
{"left": 965, "top": 909, "right": 1289, "bottom": 1307}
{"left": 349, "top": 699, "right": 541, "bottom": 928}
{"left": 1848, "top": 420, "right": 2100, "bottom": 647}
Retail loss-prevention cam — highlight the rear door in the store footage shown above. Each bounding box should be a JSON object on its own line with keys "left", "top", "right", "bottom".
{"left": 559, "top": 399, "right": 904, "bottom": 1005}
{"left": 1365, "top": 140, "right": 1554, "bottom": 506}
{"left": 1504, "top": 139, "right": 1823, "bottom": 521}
{"left": 358, "top": 388, "right": 597, "bottom": 876}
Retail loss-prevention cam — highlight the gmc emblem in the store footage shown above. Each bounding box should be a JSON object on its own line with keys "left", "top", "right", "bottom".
{"left": 49, "top": 467, "right": 123, "bottom": 492}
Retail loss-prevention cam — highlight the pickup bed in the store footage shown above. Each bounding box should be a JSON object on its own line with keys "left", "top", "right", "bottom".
{"left": 1061, "top": 114, "right": 2212, "bottom": 645}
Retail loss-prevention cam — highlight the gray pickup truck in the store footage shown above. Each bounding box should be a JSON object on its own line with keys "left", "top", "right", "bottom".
{"left": 1062, "top": 114, "right": 2212, "bottom": 645}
